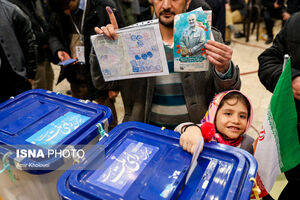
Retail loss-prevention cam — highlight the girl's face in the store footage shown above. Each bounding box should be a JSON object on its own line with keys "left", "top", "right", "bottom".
{"left": 215, "top": 98, "right": 248, "bottom": 139}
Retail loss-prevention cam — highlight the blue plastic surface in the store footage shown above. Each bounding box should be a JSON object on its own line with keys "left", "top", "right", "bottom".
{"left": 57, "top": 122, "right": 257, "bottom": 200}
{"left": 0, "top": 89, "right": 112, "bottom": 174}
{"left": 177, "top": 142, "right": 257, "bottom": 200}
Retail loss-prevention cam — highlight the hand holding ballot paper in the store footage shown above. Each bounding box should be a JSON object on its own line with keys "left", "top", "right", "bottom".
{"left": 92, "top": 7, "right": 168, "bottom": 81}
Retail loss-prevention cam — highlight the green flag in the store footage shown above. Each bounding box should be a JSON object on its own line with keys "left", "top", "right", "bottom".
{"left": 255, "top": 58, "right": 300, "bottom": 192}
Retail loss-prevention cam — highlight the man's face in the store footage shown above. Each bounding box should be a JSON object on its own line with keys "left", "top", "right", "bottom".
{"left": 188, "top": 15, "right": 196, "bottom": 28}
{"left": 154, "top": 0, "right": 191, "bottom": 28}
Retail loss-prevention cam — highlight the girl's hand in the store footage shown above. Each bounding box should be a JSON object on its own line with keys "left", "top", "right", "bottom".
{"left": 180, "top": 126, "right": 203, "bottom": 154}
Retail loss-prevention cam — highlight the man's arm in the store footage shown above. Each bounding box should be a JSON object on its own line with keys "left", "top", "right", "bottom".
{"left": 90, "top": 52, "right": 119, "bottom": 91}
{"left": 48, "top": 13, "right": 69, "bottom": 64}
{"left": 258, "top": 15, "right": 300, "bottom": 101}
{"left": 91, "top": 6, "right": 120, "bottom": 91}
{"left": 258, "top": 23, "right": 287, "bottom": 92}
{"left": 205, "top": 29, "right": 232, "bottom": 74}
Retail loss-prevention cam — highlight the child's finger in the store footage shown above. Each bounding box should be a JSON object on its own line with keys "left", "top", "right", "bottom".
{"left": 187, "top": 142, "right": 192, "bottom": 153}
{"left": 106, "top": 6, "right": 118, "bottom": 30}
{"left": 191, "top": 145, "right": 196, "bottom": 154}
{"left": 182, "top": 140, "right": 188, "bottom": 151}
{"left": 180, "top": 136, "right": 184, "bottom": 147}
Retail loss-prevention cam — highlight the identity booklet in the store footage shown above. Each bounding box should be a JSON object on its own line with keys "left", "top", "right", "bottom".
{"left": 174, "top": 9, "right": 212, "bottom": 72}
{"left": 91, "top": 20, "right": 169, "bottom": 81}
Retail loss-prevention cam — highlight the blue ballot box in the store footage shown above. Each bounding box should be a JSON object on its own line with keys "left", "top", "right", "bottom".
{"left": 0, "top": 89, "right": 112, "bottom": 200}
{"left": 57, "top": 121, "right": 257, "bottom": 200}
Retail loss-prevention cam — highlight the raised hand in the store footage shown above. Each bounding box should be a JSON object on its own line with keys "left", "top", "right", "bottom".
{"left": 94, "top": 7, "right": 119, "bottom": 40}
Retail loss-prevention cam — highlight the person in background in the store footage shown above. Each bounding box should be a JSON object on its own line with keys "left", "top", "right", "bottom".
{"left": 137, "top": 0, "right": 152, "bottom": 22}
{"left": 261, "top": 0, "right": 285, "bottom": 44}
{"left": 225, "top": 0, "right": 247, "bottom": 44}
{"left": 91, "top": 0, "right": 241, "bottom": 129}
{"left": 0, "top": 0, "right": 37, "bottom": 103}
{"left": 187, "top": 0, "right": 226, "bottom": 40}
{"left": 119, "top": 0, "right": 139, "bottom": 25}
{"left": 258, "top": 11, "right": 300, "bottom": 200}
{"left": 8, "top": 0, "right": 54, "bottom": 91}
{"left": 278, "top": 0, "right": 300, "bottom": 21}
{"left": 47, "top": 0, "right": 124, "bottom": 130}
{"left": 205, "top": 0, "right": 226, "bottom": 40}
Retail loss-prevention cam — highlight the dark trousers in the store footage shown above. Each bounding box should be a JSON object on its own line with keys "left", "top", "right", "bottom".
{"left": 278, "top": 163, "right": 300, "bottom": 200}
{"left": 262, "top": 7, "right": 284, "bottom": 38}
{"left": 278, "top": 122, "right": 300, "bottom": 199}
{"left": 0, "top": 80, "right": 31, "bottom": 103}
{"left": 0, "top": 65, "right": 32, "bottom": 103}
{"left": 94, "top": 94, "right": 118, "bottom": 131}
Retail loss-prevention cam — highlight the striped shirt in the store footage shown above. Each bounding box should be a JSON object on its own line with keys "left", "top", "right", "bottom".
{"left": 149, "top": 43, "right": 189, "bottom": 129}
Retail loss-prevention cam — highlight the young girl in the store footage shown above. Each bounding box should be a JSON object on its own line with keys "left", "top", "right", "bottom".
{"left": 176, "top": 90, "right": 254, "bottom": 154}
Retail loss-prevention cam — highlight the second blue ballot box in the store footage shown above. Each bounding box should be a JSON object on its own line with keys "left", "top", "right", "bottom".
{"left": 57, "top": 121, "right": 257, "bottom": 200}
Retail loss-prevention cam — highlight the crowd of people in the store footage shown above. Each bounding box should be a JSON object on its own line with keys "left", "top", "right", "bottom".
{"left": 0, "top": 0, "right": 299, "bottom": 199}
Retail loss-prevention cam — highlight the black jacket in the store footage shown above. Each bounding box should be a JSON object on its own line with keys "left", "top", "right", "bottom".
{"left": 0, "top": 0, "right": 37, "bottom": 79}
{"left": 48, "top": 0, "right": 124, "bottom": 67}
{"left": 278, "top": 0, "right": 300, "bottom": 15}
{"left": 7, "top": 0, "right": 52, "bottom": 63}
{"left": 258, "top": 11, "right": 300, "bottom": 134}
{"left": 48, "top": 0, "right": 123, "bottom": 99}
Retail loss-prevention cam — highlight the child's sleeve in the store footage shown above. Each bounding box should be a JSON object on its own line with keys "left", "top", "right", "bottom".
{"left": 174, "top": 122, "right": 194, "bottom": 134}
{"left": 175, "top": 122, "right": 215, "bottom": 142}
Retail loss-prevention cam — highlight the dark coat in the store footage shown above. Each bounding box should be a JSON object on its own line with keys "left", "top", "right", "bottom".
{"left": 48, "top": 0, "right": 123, "bottom": 98}
{"left": 0, "top": 0, "right": 37, "bottom": 79}
{"left": 258, "top": 11, "right": 300, "bottom": 136}
{"left": 48, "top": 0, "right": 122, "bottom": 65}
{"left": 278, "top": 0, "right": 300, "bottom": 15}
{"left": 7, "top": 0, "right": 52, "bottom": 63}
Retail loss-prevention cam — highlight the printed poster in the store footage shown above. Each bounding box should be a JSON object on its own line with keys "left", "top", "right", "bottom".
{"left": 174, "top": 10, "right": 212, "bottom": 72}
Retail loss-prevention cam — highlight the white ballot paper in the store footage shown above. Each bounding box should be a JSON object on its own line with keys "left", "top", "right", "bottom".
{"left": 91, "top": 20, "right": 169, "bottom": 81}
{"left": 185, "top": 136, "right": 204, "bottom": 184}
